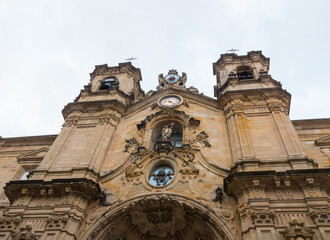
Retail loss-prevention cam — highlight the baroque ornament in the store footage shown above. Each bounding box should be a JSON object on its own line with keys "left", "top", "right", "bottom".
{"left": 281, "top": 218, "right": 314, "bottom": 240}
{"left": 157, "top": 70, "right": 187, "bottom": 90}
{"left": 11, "top": 223, "right": 37, "bottom": 240}
{"left": 124, "top": 137, "right": 139, "bottom": 154}
{"left": 129, "top": 195, "right": 186, "bottom": 238}
{"left": 84, "top": 194, "right": 230, "bottom": 240}
{"left": 190, "top": 131, "right": 211, "bottom": 149}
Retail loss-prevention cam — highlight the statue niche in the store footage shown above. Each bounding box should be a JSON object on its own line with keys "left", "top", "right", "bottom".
{"left": 151, "top": 121, "right": 183, "bottom": 150}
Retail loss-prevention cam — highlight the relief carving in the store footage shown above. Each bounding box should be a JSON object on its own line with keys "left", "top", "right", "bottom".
{"left": 274, "top": 177, "right": 293, "bottom": 199}
{"left": 124, "top": 137, "right": 139, "bottom": 154}
{"left": 237, "top": 203, "right": 274, "bottom": 226}
{"left": 237, "top": 202, "right": 251, "bottom": 220}
{"left": 157, "top": 70, "right": 187, "bottom": 90}
{"left": 129, "top": 196, "right": 186, "bottom": 238}
{"left": 172, "top": 150, "right": 195, "bottom": 166}
{"left": 249, "top": 209, "right": 275, "bottom": 226}
{"left": 85, "top": 195, "right": 226, "bottom": 240}
{"left": 0, "top": 215, "right": 21, "bottom": 232}
{"left": 281, "top": 218, "right": 314, "bottom": 240}
{"left": 11, "top": 223, "right": 37, "bottom": 240}
{"left": 251, "top": 179, "right": 264, "bottom": 198}
{"left": 308, "top": 208, "right": 330, "bottom": 226}
{"left": 304, "top": 177, "right": 321, "bottom": 197}
{"left": 169, "top": 180, "right": 193, "bottom": 194}
{"left": 63, "top": 108, "right": 121, "bottom": 127}
{"left": 190, "top": 131, "right": 211, "bottom": 149}
{"left": 214, "top": 194, "right": 237, "bottom": 235}
{"left": 46, "top": 214, "right": 69, "bottom": 229}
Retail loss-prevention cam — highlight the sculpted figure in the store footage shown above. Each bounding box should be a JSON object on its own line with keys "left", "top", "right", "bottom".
{"left": 196, "top": 131, "right": 209, "bottom": 141}
{"left": 124, "top": 137, "right": 139, "bottom": 153}
{"left": 161, "top": 123, "right": 174, "bottom": 141}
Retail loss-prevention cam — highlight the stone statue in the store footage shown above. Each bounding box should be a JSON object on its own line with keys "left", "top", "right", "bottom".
{"left": 161, "top": 123, "right": 174, "bottom": 141}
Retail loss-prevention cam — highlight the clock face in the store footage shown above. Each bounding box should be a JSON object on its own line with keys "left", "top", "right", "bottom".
{"left": 159, "top": 95, "right": 182, "bottom": 107}
{"left": 164, "top": 74, "right": 180, "bottom": 83}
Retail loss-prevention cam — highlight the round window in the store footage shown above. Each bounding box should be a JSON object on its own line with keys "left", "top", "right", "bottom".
{"left": 148, "top": 164, "right": 174, "bottom": 187}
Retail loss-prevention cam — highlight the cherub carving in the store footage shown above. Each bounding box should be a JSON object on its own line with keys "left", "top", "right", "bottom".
{"left": 196, "top": 131, "right": 209, "bottom": 141}
{"left": 190, "top": 130, "right": 211, "bottom": 149}
{"left": 124, "top": 137, "right": 139, "bottom": 153}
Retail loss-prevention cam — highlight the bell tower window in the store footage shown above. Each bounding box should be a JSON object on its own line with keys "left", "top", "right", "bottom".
{"left": 237, "top": 66, "right": 254, "bottom": 80}
{"left": 99, "top": 77, "right": 117, "bottom": 90}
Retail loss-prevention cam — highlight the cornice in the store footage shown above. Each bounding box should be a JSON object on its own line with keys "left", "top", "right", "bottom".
{"left": 224, "top": 168, "right": 330, "bottom": 196}
{"left": 218, "top": 87, "right": 291, "bottom": 114}
{"left": 292, "top": 118, "right": 330, "bottom": 129}
{"left": 89, "top": 62, "right": 142, "bottom": 81}
{"left": 126, "top": 87, "right": 220, "bottom": 116}
{"left": 213, "top": 50, "right": 270, "bottom": 74}
{"left": 0, "top": 135, "right": 57, "bottom": 147}
{"left": 75, "top": 87, "right": 133, "bottom": 104}
{"left": 4, "top": 178, "right": 103, "bottom": 203}
{"left": 62, "top": 100, "right": 126, "bottom": 120}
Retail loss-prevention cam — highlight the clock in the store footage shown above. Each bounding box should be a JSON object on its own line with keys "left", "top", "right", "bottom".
{"left": 164, "top": 74, "right": 180, "bottom": 83}
{"left": 158, "top": 95, "right": 182, "bottom": 107}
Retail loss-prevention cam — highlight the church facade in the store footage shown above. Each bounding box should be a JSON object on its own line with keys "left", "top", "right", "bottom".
{"left": 0, "top": 51, "right": 329, "bottom": 240}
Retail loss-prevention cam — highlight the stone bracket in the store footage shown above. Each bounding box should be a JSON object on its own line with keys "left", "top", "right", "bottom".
{"left": 4, "top": 178, "right": 104, "bottom": 203}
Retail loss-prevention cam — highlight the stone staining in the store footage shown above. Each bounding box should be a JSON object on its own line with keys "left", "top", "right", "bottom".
{"left": 0, "top": 51, "right": 329, "bottom": 240}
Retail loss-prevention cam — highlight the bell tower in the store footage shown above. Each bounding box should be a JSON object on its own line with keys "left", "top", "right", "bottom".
{"left": 31, "top": 62, "right": 145, "bottom": 182}
{"left": 76, "top": 62, "right": 145, "bottom": 105}
{"left": 214, "top": 51, "right": 309, "bottom": 170}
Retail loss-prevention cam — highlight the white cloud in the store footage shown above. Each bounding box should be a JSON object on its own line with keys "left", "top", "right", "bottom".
{"left": 0, "top": 0, "right": 329, "bottom": 137}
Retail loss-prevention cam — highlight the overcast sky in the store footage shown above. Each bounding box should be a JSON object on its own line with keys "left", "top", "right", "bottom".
{"left": 0, "top": 0, "right": 329, "bottom": 138}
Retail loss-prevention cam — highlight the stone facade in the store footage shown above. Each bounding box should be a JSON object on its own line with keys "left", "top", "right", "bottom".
{"left": 0, "top": 51, "right": 329, "bottom": 240}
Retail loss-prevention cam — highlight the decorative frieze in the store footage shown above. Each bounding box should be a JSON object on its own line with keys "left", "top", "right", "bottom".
{"left": 249, "top": 209, "right": 275, "bottom": 226}
{"left": 46, "top": 214, "right": 69, "bottom": 230}
{"left": 5, "top": 178, "right": 103, "bottom": 204}
{"left": 225, "top": 169, "right": 330, "bottom": 199}
{"left": 237, "top": 203, "right": 274, "bottom": 226}
{"left": 63, "top": 109, "right": 121, "bottom": 127}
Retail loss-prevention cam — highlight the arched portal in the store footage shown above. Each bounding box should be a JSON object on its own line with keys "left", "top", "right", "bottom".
{"left": 81, "top": 194, "right": 236, "bottom": 240}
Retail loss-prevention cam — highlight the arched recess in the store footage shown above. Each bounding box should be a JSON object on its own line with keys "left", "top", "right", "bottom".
{"left": 137, "top": 108, "right": 200, "bottom": 150}
{"left": 80, "top": 194, "right": 237, "bottom": 240}
{"left": 151, "top": 120, "right": 183, "bottom": 148}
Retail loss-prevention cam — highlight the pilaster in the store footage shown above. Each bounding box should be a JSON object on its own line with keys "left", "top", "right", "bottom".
{"left": 32, "top": 101, "right": 125, "bottom": 181}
